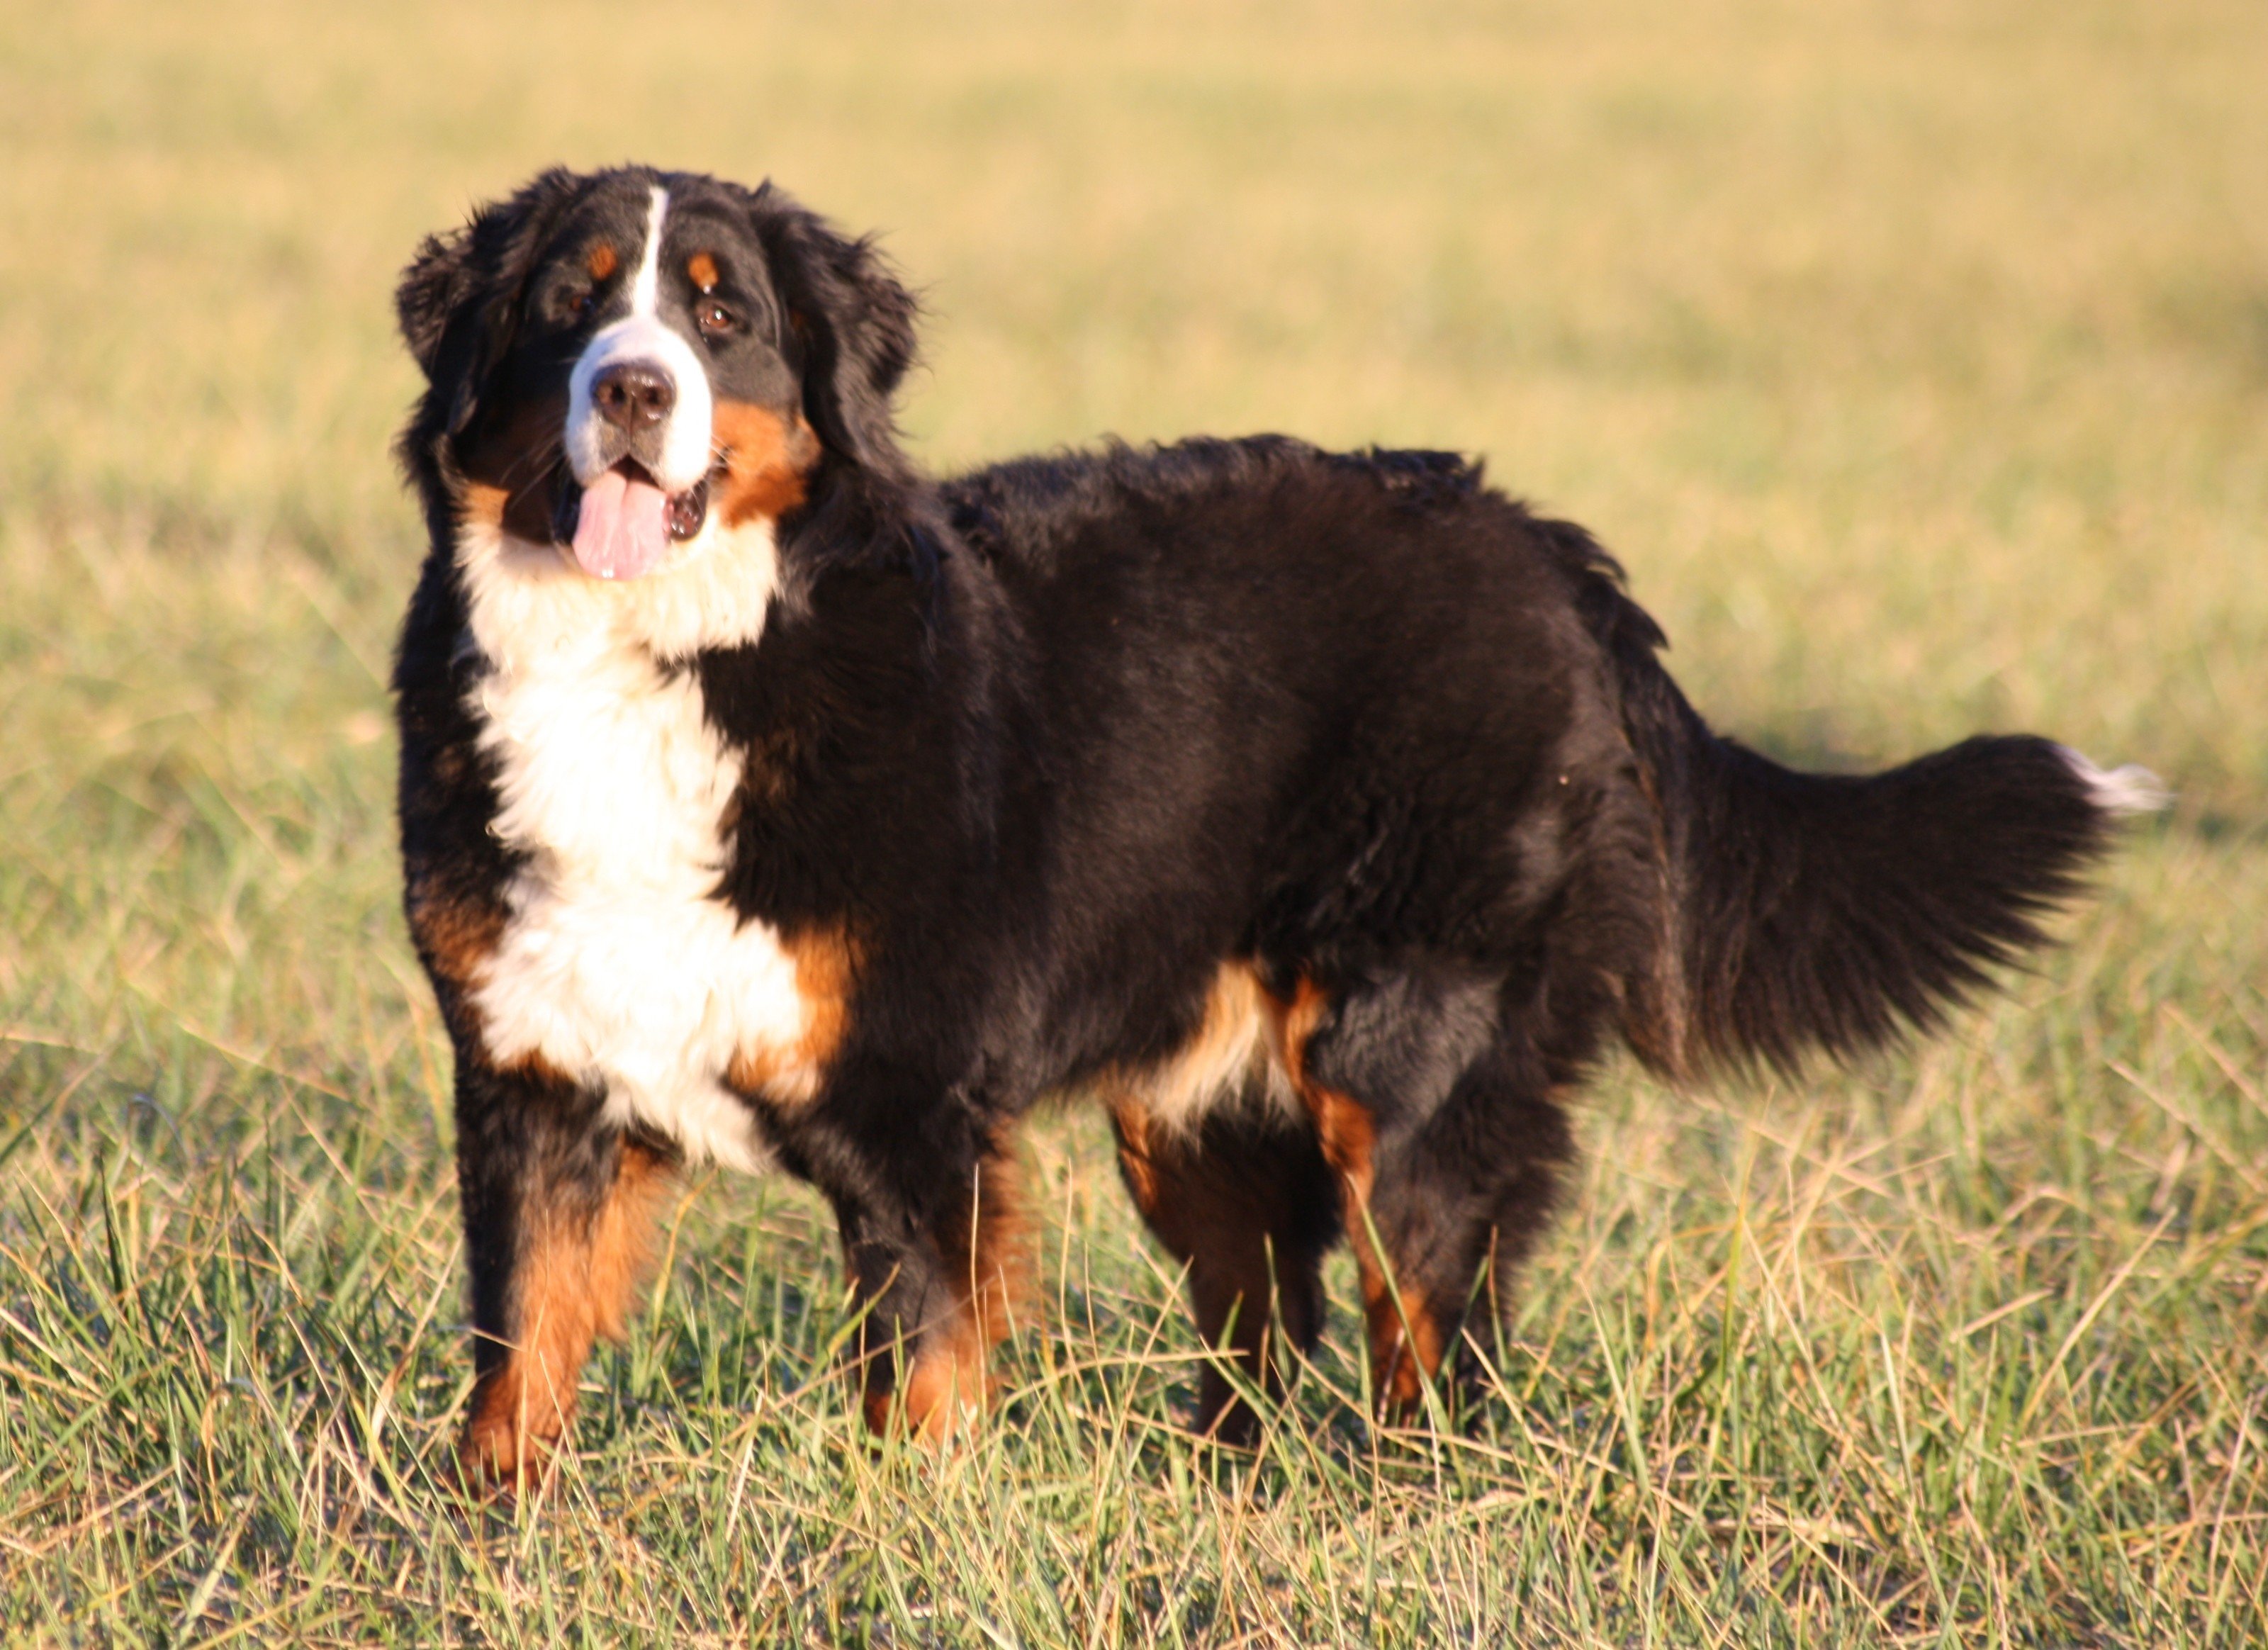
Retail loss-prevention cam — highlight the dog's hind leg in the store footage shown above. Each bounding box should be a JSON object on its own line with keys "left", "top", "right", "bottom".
{"left": 1366, "top": 1053, "right": 1574, "bottom": 1414}
{"left": 453, "top": 1060, "right": 676, "bottom": 1491}
{"left": 1277, "top": 972, "right": 1573, "bottom": 1422}
{"left": 1106, "top": 1094, "right": 1342, "bottom": 1444}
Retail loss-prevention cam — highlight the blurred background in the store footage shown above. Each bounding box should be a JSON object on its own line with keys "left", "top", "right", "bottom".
{"left": 4, "top": 1, "right": 2264, "bottom": 1641}
{"left": 9, "top": 0, "right": 2264, "bottom": 785}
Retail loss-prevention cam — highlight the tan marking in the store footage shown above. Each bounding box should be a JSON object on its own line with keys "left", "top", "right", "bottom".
{"left": 724, "top": 927, "right": 856, "bottom": 1104}
{"left": 1302, "top": 1080, "right": 1378, "bottom": 1208}
{"left": 404, "top": 875, "right": 503, "bottom": 992}
{"left": 710, "top": 399, "right": 819, "bottom": 528}
{"left": 1106, "top": 1096, "right": 1162, "bottom": 1213}
{"left": 874, "top": 1321, "right": 989, "bottom": 1442}
{"left": 1267, "top": 977, "right": 1331, "bottom": 1079}
{"left": 686, "top": 251, "right": 719, "bottom": 291}
{"left": 458, "top": 1138, "right": 675, "bottom": 1491}
{"left": 1105, "top": 1078, "right": 1330, "bottom": 1438}
{"left": 586, "top": 242, "right": 619, "bottom": 282}
{"left": 864, "top": 1143, "right": 1026, "bottom": 1442}
{"left": 1362, "top": 1285, "right": 1445, "bottom": 1413}
{"left": 1271, "top": 977, "right": 1446, "bottom": 1416}
{"left": 458, "top": 481, "right": 507, "bottom": 530}
{"left": 455, "top": 404, "right": 573, "bottom": 543}
{"left": 404, "top": 875, "right": 569, "bottom": 1082}
{"left": 1113, "top": 962, "right": 1291, "bottom": 1133}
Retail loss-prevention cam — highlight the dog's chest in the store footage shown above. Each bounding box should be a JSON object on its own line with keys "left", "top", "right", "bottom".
{"left": 458, "top": 539, "right": 814, "bottom": 1170}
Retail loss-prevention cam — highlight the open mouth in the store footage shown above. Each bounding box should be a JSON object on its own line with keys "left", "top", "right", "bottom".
{"left": 551, "top": 460, "right": 714, "bottom": 580}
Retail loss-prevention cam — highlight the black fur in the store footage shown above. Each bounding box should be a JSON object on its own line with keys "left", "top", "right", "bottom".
{"left": 393, "top": 167, "right": 2137, "bottom": 1461}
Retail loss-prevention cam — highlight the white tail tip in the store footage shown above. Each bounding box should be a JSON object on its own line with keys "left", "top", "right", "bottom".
{"left": 2057, "top": 746, "right": 2170, "bottom": 816}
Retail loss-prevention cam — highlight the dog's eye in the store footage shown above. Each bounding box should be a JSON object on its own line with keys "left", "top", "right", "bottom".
{"left": 551, "top": 286, "right": 595, "bottom": 324}
{"left": 696, "top": 301, "right": 737, "bottom": 339}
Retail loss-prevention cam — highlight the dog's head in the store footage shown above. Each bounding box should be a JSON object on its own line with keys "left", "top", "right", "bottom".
{"left": 395, "top": 167, "right": 916, "bottom": 581}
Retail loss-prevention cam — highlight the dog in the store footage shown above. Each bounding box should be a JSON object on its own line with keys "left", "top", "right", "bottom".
{"left": 390, "top": 165, "right": 2158, "bottom": 1488}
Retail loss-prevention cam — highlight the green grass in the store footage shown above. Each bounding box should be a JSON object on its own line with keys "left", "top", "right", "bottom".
{"left": 4, "top": 0, "right": 2265, "bottom": 1642}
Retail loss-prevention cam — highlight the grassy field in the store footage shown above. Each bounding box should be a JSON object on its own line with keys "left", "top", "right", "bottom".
{"left": 4, "top": 0, "right": 2266, "bottom": 1642}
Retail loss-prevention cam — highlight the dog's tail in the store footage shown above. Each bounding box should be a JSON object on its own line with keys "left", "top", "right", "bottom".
{"left": 1583, "top": 561, "right": 2164, "bottom": 1078}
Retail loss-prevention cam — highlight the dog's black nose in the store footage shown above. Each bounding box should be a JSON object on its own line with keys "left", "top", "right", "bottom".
{"left": 591, "top": 361, "right": 675, "bottom": 430}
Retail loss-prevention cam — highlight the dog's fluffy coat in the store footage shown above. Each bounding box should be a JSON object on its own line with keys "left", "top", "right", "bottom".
{"left": 390, "top": 166, "right": 2150, "bottom": 1483}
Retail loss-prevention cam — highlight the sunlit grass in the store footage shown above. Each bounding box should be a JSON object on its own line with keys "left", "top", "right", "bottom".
{"left": 3, "top": 0, "right": 2264, "bottom": 1643}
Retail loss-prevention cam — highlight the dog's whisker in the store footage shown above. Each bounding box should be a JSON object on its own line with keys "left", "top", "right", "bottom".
{"left": 498, "top": 437, "right": 567, "bottom": 488}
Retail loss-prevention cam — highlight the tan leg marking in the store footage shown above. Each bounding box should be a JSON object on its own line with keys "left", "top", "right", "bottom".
{"left": 1106, "top": 1093, "right": 1332, "bottom": 1439}
{"left": 864, "top": 1142, "right": 1027, "bottom": 1442}
{"left": 458, "top": 1138, "right": 675, "bottom": 1491}
{"left": 1109, "top": 1096, "right": 1164, "bottom": 1216}
{"left": 1271, "top": 979, "right": 1447, "bottom": 1416}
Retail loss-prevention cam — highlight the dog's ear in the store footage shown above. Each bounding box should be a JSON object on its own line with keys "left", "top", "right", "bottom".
{"left": 396, "top": 227, "right": 478, "bottom": 381}
{"left": 395, "top": 169, "right": 584, "bottom": 436}
{"left": 750, "top": 190, "right": 919, "bottom": 471}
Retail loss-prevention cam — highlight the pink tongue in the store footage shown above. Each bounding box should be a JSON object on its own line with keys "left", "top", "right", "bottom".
{"left": 571, "top": 468, "right": 672, "bottom": 580}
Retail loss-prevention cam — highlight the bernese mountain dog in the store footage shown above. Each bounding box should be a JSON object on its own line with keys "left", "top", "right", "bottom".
{"left": 391, "top": 164, "right": 2160, "bottom": 1488}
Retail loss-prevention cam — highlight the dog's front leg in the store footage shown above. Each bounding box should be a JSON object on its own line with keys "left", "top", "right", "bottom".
{"left": 450, "top": 1058, "right": 675, "bottom": 1491}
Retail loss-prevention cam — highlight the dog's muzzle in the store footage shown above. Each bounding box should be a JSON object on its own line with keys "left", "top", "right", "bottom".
{"left": 559, "top": 315, "right": 719, "bottom": 577}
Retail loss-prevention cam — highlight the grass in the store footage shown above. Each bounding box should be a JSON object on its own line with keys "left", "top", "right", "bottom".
{"left": 3, "top": 0, "right": 2265, "bottom": 1641}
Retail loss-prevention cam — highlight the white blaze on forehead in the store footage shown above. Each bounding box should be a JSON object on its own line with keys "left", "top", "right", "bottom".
{"left": 563, "top": 184, "right": 716, "bottom": 495}
{"left": 629, "top": 186, "right": 668, "bottom": 317}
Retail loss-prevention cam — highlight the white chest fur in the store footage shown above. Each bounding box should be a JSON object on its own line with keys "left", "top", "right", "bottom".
{"left": 456, "top": 511, "right": 815, "bottom": 1172}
